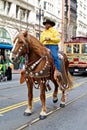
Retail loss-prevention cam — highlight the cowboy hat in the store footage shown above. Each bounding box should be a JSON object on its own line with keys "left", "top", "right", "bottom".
{"left": 43, "top": 19, "right": 55, "bottom": 26}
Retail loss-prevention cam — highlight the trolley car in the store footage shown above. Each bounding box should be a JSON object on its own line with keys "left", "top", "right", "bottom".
{"left": 64, "top": 37, "right": 87, "bottom": 74}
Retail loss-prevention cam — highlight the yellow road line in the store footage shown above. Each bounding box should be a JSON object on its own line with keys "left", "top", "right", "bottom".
{"left": 0, "top": 80, "right": 87, "bottom": 114}
{"left": 0, "top": 93, "right": 52, "bottom": 114}
{"left": 16, "top": 91, "right": 87, "bottom": 130}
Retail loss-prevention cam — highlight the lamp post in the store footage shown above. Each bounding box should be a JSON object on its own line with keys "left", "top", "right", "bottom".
{"left": 38, "top": 6, "right": 44, "bottom": 40}
{"left": 38, "top": 0, "right": 44, "bottom": 40}
{"left": 67, "top": 0, "right": 70, "bottom": 41}
{"left": 61, "top": 0, "right": 65, "bottom": 51}
{"left": 38, "top": 5, "right": 41, "bottom": 40}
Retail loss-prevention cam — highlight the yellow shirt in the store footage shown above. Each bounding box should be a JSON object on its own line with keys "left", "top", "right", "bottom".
{"left": 40, "top": 27, "right": 60, "bottom": 45}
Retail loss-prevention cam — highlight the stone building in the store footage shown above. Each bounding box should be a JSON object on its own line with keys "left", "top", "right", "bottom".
{"left": 64, "top": 0, "right": 77, "bottom": 41}
{"left": 76, "top": 0, "right": 87, "bottom": 36}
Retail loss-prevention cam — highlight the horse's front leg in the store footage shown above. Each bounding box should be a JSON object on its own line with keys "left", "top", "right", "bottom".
{"left": 53, "top": 80, "right": 58, "bottom": 103}
{"left": 60, "top": 90, "right": 66, "bottom": 108}
{"left": 24, "top": 80, "right": 33, "bottom": 116}
{"left": 39, "top": 81, "right": 46, "bottom": 120}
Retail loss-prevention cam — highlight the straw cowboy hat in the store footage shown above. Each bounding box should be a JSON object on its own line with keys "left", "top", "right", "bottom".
{"left": 43, "top": 19, "right": 55, "bottom": 27}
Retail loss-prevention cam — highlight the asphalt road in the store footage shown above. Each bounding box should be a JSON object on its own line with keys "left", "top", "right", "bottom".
{"left": 0, "top": 73, "right": 87, "bottom": 130}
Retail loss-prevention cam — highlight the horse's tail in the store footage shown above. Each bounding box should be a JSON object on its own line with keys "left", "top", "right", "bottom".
{"left": 59, "top": 52, "right": 73, "bottom": 89}
{"left": 67, "top": 71, "right": 73, "bottom": 89}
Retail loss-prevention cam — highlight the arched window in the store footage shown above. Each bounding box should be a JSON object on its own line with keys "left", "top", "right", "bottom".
{"left": 0, "top": 28, "right": 12, "bottom": 44}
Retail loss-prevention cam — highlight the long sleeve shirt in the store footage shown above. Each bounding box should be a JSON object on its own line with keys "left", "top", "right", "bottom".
{"left": 40, "top": 27, "right": 60, "bottom": 45}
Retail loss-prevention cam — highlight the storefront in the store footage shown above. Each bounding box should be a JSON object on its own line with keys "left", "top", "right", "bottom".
{"left": 0, "top": 28, "right": 13, "bottom": 60}
{"left": 0, "top": 28, "right": 13, "bottom": 80}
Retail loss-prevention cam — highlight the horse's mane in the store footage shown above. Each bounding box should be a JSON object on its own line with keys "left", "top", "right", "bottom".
{"left": 14, "top": 30, "right": 48, "bottom": 57}
{"left": 26, "top": 32, "right": 47, "bottom": 57}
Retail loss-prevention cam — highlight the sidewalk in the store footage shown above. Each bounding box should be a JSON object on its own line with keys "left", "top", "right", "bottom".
{"left": 12, "top": 69, "right": 21, "bottom": 74}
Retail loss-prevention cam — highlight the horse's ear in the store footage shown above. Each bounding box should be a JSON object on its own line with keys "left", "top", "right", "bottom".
{"left": 23, "top": 30, "right": 28, "bottom": 37}
{"left": 13, "top": 36, "right": 17, "bottom": 43}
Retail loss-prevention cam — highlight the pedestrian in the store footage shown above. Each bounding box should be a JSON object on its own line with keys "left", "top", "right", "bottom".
{"left": 40, "top": 18, "right": 61, "bottom": 78}
{"left": 0, "top": 55, "right": 4, "bottom": 64}
{"left": 19, "top": 57, "right": 25, "bottom": 70}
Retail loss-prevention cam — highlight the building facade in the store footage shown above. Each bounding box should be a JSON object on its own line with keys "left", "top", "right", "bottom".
{"left": 0, "top": 0, "right": 87, "bottom": 49}
{"left": 76, "top": 0, "right": 87, "bottom": 36}
{"left": 64, "top": 0, "right": 77, "bottom": 41}
{"left": 0, "top": 0, "right": 63, "bottom": 68}
{"left": 0, "top": 0, "right": 35, "bottom": 43}
{"left": 0, "top": 0, "right": 63, "bottom": 44}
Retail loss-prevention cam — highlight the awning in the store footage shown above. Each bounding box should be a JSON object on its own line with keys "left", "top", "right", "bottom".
{"left": 0, "top": 43, "right": 13, "bottom": 49}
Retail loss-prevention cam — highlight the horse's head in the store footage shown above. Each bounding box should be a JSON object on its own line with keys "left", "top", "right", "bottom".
{"left": 10, "top": 30, "right": 29, "bottom": 63}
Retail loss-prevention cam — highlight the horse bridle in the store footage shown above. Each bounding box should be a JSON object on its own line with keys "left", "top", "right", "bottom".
{"left": 12, "top": 39, "right": 29, "bottom": 62}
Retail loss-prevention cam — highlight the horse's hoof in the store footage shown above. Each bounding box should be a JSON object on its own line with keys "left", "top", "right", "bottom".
{"left": 53, "top": 98, "right": 58, "bottom": 103}
{"left": 24, "top": 112, "right": 31, "bottom": 116}
{"left": 39, "top": 115, "right": 47, "bottom": 120}
{"left": 60, "top": 103, "right": 65, "bottom": 108}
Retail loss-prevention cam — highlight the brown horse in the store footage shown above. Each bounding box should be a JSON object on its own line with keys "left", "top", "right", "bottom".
{"left": 10, "top": 30, "right": 72, "bottom": 119}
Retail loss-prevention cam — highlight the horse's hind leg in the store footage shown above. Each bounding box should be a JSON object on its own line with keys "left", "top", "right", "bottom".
{"left": 60, "top": 90, "right": 65, "bottom": 108}
{"left": 39, "top": 82, "right": 47, "bottom": 120}
{"left": 24, "top": 81, "right": 33, "bottom": 116}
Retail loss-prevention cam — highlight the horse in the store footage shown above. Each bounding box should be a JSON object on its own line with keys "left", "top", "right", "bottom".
{"left": 10, "top": 30, "right": 72, "bottom": 120}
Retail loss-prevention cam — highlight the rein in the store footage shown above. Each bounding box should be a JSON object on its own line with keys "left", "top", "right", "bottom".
{"left": 12, "top": 41, "right": 29, "bottom": 62}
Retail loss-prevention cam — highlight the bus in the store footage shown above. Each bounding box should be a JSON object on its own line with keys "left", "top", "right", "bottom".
{"left": 64, "top": 37, "right": 87, "bottom": 74}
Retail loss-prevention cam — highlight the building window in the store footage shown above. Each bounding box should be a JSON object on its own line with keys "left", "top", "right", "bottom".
{"left": 16, "top": 6, "right": 19, "bottom": 18}
{"left": 20, "top": 8, "right": 26, "bottom": 20}
{"left": 83, "top": 5, "right": 86, "bottom": 10}
{"left": 0, "top": 0, "right": 11, "bottom": 15}
{"left": 79, "top": 11, "right": 82, "bottom": 17}
{"left": 7, "top": 2, "right": 11, "bottom": 14}
{"left": 44, "top": 1, "right": 47, "bottom": 10}
{"left": 36, "top": 33, "right": 39, "bottom": 40}
{"left": 16, "top": 5, "right": 30, "bottom": 22}
{"left": 0, "top": 0, "right": 6, "bottom": 11}
{"left": 79, "top": 1, "right": 82, "bottom": 7}
{"left": 58, "top": 10, "right": 60, "bottom": 15}
{"left": 0, "top": 28, "right": 11, "bottom": 43}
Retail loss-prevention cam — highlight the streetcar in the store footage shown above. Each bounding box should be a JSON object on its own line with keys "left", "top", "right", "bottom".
{"left": 64, "top": 37, "right": 87, "bottom": 74}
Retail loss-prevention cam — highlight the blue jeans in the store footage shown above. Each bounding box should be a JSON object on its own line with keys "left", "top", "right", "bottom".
{"left": 46, "top": 45, "right": 61, "bottom": 71}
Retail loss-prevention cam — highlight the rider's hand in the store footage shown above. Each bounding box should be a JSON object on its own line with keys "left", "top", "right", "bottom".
{"left": 45, "top": 37, "right": 51, "bottom": 41}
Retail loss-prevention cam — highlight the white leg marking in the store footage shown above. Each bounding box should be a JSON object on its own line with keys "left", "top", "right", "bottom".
{"left": 40, "top": 111, "right": 47, "bottom": 116}
{"left": 24, "top": 107, "right": 32, "bottom": 114}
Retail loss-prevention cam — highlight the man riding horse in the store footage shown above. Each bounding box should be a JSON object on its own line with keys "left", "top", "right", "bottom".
{"left": 20, "top": 19, "right": 69, "bottom": 88}
{"left": 40, "top": 18, "right": 61, "bottom": 81}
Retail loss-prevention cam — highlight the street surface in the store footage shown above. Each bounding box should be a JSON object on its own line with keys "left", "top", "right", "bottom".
{"left": 0, "top": 73, "right": 87, "bottom": 130}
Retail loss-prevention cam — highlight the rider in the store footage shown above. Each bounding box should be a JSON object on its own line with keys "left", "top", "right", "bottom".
{"left": 40, "top": 18, "right": 61, "bottom": 78}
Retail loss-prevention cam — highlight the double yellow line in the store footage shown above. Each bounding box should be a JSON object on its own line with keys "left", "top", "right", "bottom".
{"left": 0, "top": 80, "right": 87, "bottom": 115}
{"left": 0, "top": 93, "right": 53, "bottom": 114}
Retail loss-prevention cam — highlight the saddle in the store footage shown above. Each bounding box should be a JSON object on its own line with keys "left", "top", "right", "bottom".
{"left": 20, "top": 51, "right": 69, "bottom": 89}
